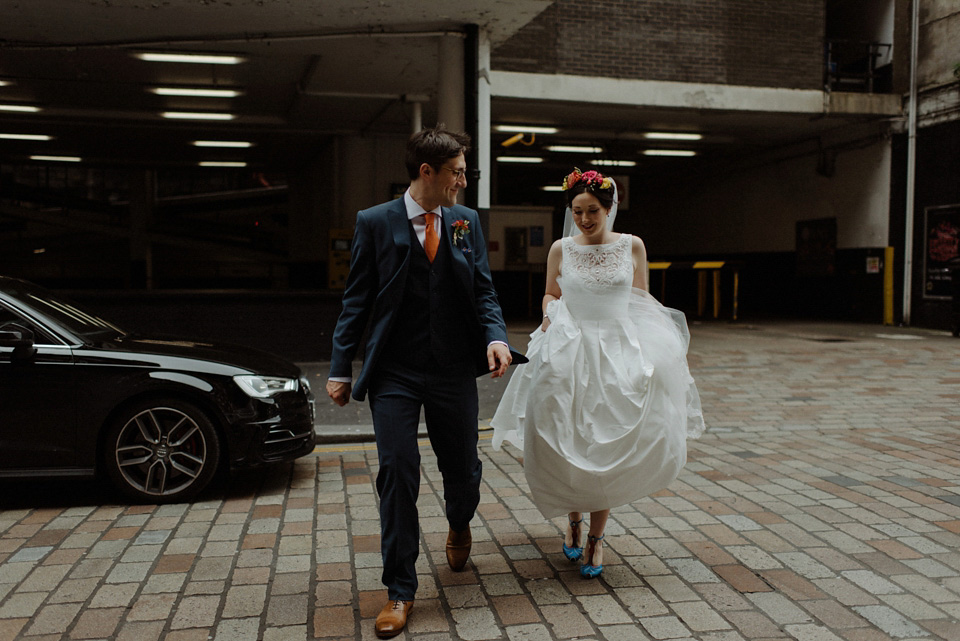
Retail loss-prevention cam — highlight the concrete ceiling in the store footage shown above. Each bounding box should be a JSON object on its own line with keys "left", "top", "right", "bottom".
{"left": 0, "top": 0, "right": 552, "bottom": 169}
{"left": 0, "top": 0, "right": 900, "bottom": 185}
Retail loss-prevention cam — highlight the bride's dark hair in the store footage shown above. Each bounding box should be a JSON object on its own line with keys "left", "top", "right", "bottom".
{"left": 565, "top": 181, "right": 615, "bottom": 210}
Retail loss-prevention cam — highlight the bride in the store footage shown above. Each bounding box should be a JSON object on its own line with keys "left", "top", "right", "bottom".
{"left": 491, "top": 168, "right": 705, "bottom": 579}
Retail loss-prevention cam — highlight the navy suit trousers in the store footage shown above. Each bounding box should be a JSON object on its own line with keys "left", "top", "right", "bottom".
{"left": 368, "top": 359, "right": 482, "bottom": 600}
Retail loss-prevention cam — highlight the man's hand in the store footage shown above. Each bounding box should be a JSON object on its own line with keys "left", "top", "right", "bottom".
{"left": 487, "top": 343, "right": 512, "bottom": 378}
{"left": 326, "top": 380, "right": 352, "bottom": 406}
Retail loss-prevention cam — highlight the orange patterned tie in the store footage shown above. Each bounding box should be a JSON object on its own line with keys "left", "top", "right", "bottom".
{"left": 424, "top": 213, "right": 439, "bottom": 262}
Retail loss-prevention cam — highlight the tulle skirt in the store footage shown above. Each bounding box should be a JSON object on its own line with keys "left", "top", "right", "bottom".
{"left": 491, "top": 288, "right": 705, "bottom": 519}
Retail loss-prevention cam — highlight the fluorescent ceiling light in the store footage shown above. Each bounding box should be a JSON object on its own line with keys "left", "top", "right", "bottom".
{"left": 30, "top": 155, "right": 81, "bottom": 162}
{"left": 644, "top": 132, "right": 703, "bottom": 141}
{"left": 494, "top": 125, "right": 558, "bottom": 134}
{"left": 546, "top": 145, "right": 603, "bottom": 153}
{"left": 193, "top": 140, "right": 253, "bottom": 148}
{"left": 135, "top": 52, "right": 245, "bottom": 65}
{"left": 0, "top": 80, "right": 12, "bottom": 87}
{"left": 0, "top": 133, "right": 53, "bottom": 141}
{"left": 0, "top": 104, "right": 41, "bottom": 113}
{"left": 151, "top": 87, "right": 243, "bottom": 98}
{"left": 199, "top": 161, "right": 247, "bottom": 167}
{"left": 540, "top": 185, "right": 564, "bottom": 192}
{"left": 497, "top": 156, "right": 543, "bottom": 163}
{"left": 162, "top": 111, "right": 235, "bottom": 120}
{"left": 643, "top": 149, "right": 697, "bottom": 157}
{"left": 591, "top": 159, "right": 637, "bottom": 167}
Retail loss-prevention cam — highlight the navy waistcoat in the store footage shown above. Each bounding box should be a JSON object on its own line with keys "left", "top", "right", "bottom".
{"left": 378, "top": 221, "right": 475, "bottom": 369}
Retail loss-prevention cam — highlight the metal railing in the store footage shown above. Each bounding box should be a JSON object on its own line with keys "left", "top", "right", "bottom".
{"left": 824, "top": 39, "right": 892, "bottom": 93}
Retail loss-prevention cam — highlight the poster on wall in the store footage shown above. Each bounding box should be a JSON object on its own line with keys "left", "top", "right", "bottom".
{"left": 923, "top": 204, "right": 960, "bottom": 299}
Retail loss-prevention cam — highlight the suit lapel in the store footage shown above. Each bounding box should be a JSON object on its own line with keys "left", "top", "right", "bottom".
{"left": 388, "top": 199, "right": 411, "bottom": 254}
{"left": 443, "top": 208, "right": 473, "bottom": 296}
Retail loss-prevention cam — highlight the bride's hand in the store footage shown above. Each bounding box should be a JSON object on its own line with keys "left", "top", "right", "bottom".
{"left": 541, "top": 316, "right": 551, "bottom": 332}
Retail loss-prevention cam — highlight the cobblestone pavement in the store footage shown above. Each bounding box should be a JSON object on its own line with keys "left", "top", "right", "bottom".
{"left": 1, "top": 321, "right": 959, "bottom": 640}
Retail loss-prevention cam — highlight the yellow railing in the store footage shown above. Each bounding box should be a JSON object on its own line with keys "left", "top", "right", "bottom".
{"left": 648, "top": 261, "right": 741, "bottom": 320}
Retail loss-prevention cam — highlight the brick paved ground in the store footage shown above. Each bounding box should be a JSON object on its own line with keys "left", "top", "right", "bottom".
{"left": 1, "top": 320, "right": 959, "bottom": 640}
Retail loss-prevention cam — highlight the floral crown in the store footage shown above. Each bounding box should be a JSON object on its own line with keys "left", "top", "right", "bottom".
{"left": 561, "top": 168, "right": 613, "bottom": 192}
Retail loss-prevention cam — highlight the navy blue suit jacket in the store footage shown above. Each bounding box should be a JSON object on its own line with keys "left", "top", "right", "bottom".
{"left": 329, "top": 198, "right": 508, "bottom": 401}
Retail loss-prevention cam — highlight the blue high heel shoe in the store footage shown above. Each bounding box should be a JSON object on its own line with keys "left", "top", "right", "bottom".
{"left": 562, "top": 518, "right": 583, "bottom": 562}
{"left": 580, "top": 534, "right": 604, "bottom": 579}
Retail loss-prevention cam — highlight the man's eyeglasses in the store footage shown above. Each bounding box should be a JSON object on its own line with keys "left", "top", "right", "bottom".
{"left": 441, "top": 166, "right": 467, "bottom": 181}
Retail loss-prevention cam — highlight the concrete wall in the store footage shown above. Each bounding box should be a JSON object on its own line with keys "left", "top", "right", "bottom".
{"left": 493, "top": 0, "right": 825, "bottom": 90}
{"left": 919, "top": 1, "right": 960, "bottom": 90}
{"left": 630, "top": 132, "right": 892, "bottom": 256}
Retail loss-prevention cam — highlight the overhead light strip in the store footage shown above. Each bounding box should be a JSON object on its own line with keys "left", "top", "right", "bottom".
{"left": 0, "top": 133, "right": 53, "bottom": 141}
{"left": 494, "top": 125, "right": 558, "bottom": 134}
{"left": 643, "top": 149, "right": 697, "bottom": 157}
{"left": 151, "top": 87, "right": 243, "bottom": 98}
{"left": 644, "top": 132, "right": 703, "bottom": 141}
{"left": 546, "top": 145, "right": 603, "bottom": 153}
{"left": 199, "top": 161, "right": 247, "bottom": 167}
{"left": 497, "top": 156, "right": 544, "bottom": 163}
{"left": 162, "top": 112, "right": 235, "bottom": 120}
{"left": 135, "top": 52, "right": 246, "bottom": 65}
{"left": 0, "top": 104, "right": 41, "bottom": 112}
{"left": 192, "top": 140, "right": 253, "bottom": 148}
{"left": 591, "top": 159, "right": 636, "bottom": 167}
{"left": 30, "top": 155, "right": 81, "bottom": 163}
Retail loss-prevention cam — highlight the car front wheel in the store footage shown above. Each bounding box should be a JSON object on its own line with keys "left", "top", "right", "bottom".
{"left": 103, "top": 399, "right": 221, "bottom": 503}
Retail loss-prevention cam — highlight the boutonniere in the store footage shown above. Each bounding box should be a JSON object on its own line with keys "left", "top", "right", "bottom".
{"left": 452, "top": 219, "right": 470, "bottom": 248}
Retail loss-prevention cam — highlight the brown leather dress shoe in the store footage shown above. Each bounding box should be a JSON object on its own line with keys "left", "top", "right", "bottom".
{"left": 375, "top": 599, "right": 413, "bottom": 639}
{"left": 446, "top": 527, "right": 472, "bottom": 571}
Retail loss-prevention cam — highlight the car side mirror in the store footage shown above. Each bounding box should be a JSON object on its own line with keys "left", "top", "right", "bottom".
{"left": 0, "top": 326, "right": 37, "bottom": 362}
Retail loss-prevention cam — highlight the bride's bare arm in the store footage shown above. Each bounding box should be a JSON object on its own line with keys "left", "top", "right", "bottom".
{"left": 632, "top": 236, "right": 649, "bottom": 291}
{"left": 542, "top": 239, "right": 564, "bottom": 330}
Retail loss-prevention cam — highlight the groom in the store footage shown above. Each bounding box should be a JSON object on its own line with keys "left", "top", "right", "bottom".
{"left": 326, "top": 126, "right": 512, "bottom": 638}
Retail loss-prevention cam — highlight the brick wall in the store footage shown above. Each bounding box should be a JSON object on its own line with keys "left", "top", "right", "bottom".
{"left": 493, "top": 0, "right": 825, "bottom": 90}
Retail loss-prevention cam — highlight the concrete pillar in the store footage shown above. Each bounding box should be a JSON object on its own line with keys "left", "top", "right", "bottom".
{"left": 477, "top": 30, "right": 492, "bottom": 213}
{"left": 437, "top": 35, "right": 465, "bottom": 132}
{"left": 128, "top": 169, "right": 155, "bottom": 289}
{"left": 411, "top": 101, "right": 422, "bottom": 134}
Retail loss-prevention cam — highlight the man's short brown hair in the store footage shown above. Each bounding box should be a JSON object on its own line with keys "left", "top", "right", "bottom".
{"left": 405, "top": 125, "right": 471, "bottom": 181}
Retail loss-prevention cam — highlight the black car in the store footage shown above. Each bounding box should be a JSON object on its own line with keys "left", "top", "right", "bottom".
{"left": 0, "top": 276, "right": 316, "bottom": 503}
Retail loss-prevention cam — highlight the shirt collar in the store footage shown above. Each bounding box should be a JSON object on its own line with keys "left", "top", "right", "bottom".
{"left": 404, "top": 188, "right": 441, "bottom": 221}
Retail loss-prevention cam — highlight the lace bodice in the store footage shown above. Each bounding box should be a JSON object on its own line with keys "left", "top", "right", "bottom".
{"left": 561, "top": 234, "right": 633, "bottom": 291}
{"left": 557, "top": 234, "right": 634, "bottom": 321}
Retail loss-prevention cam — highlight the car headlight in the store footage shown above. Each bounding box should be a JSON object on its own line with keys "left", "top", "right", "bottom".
{"left": 234, "top": 375, "right": 299, "bottom": 398}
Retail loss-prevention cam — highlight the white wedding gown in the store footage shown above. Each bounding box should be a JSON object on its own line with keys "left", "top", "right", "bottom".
{"left": 491, "top": 234, "right": 705, "bottom": 519}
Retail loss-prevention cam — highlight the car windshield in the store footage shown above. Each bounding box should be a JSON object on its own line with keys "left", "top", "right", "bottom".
{"left": 2, "top": 279, "right": 125, "bottom": 338}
